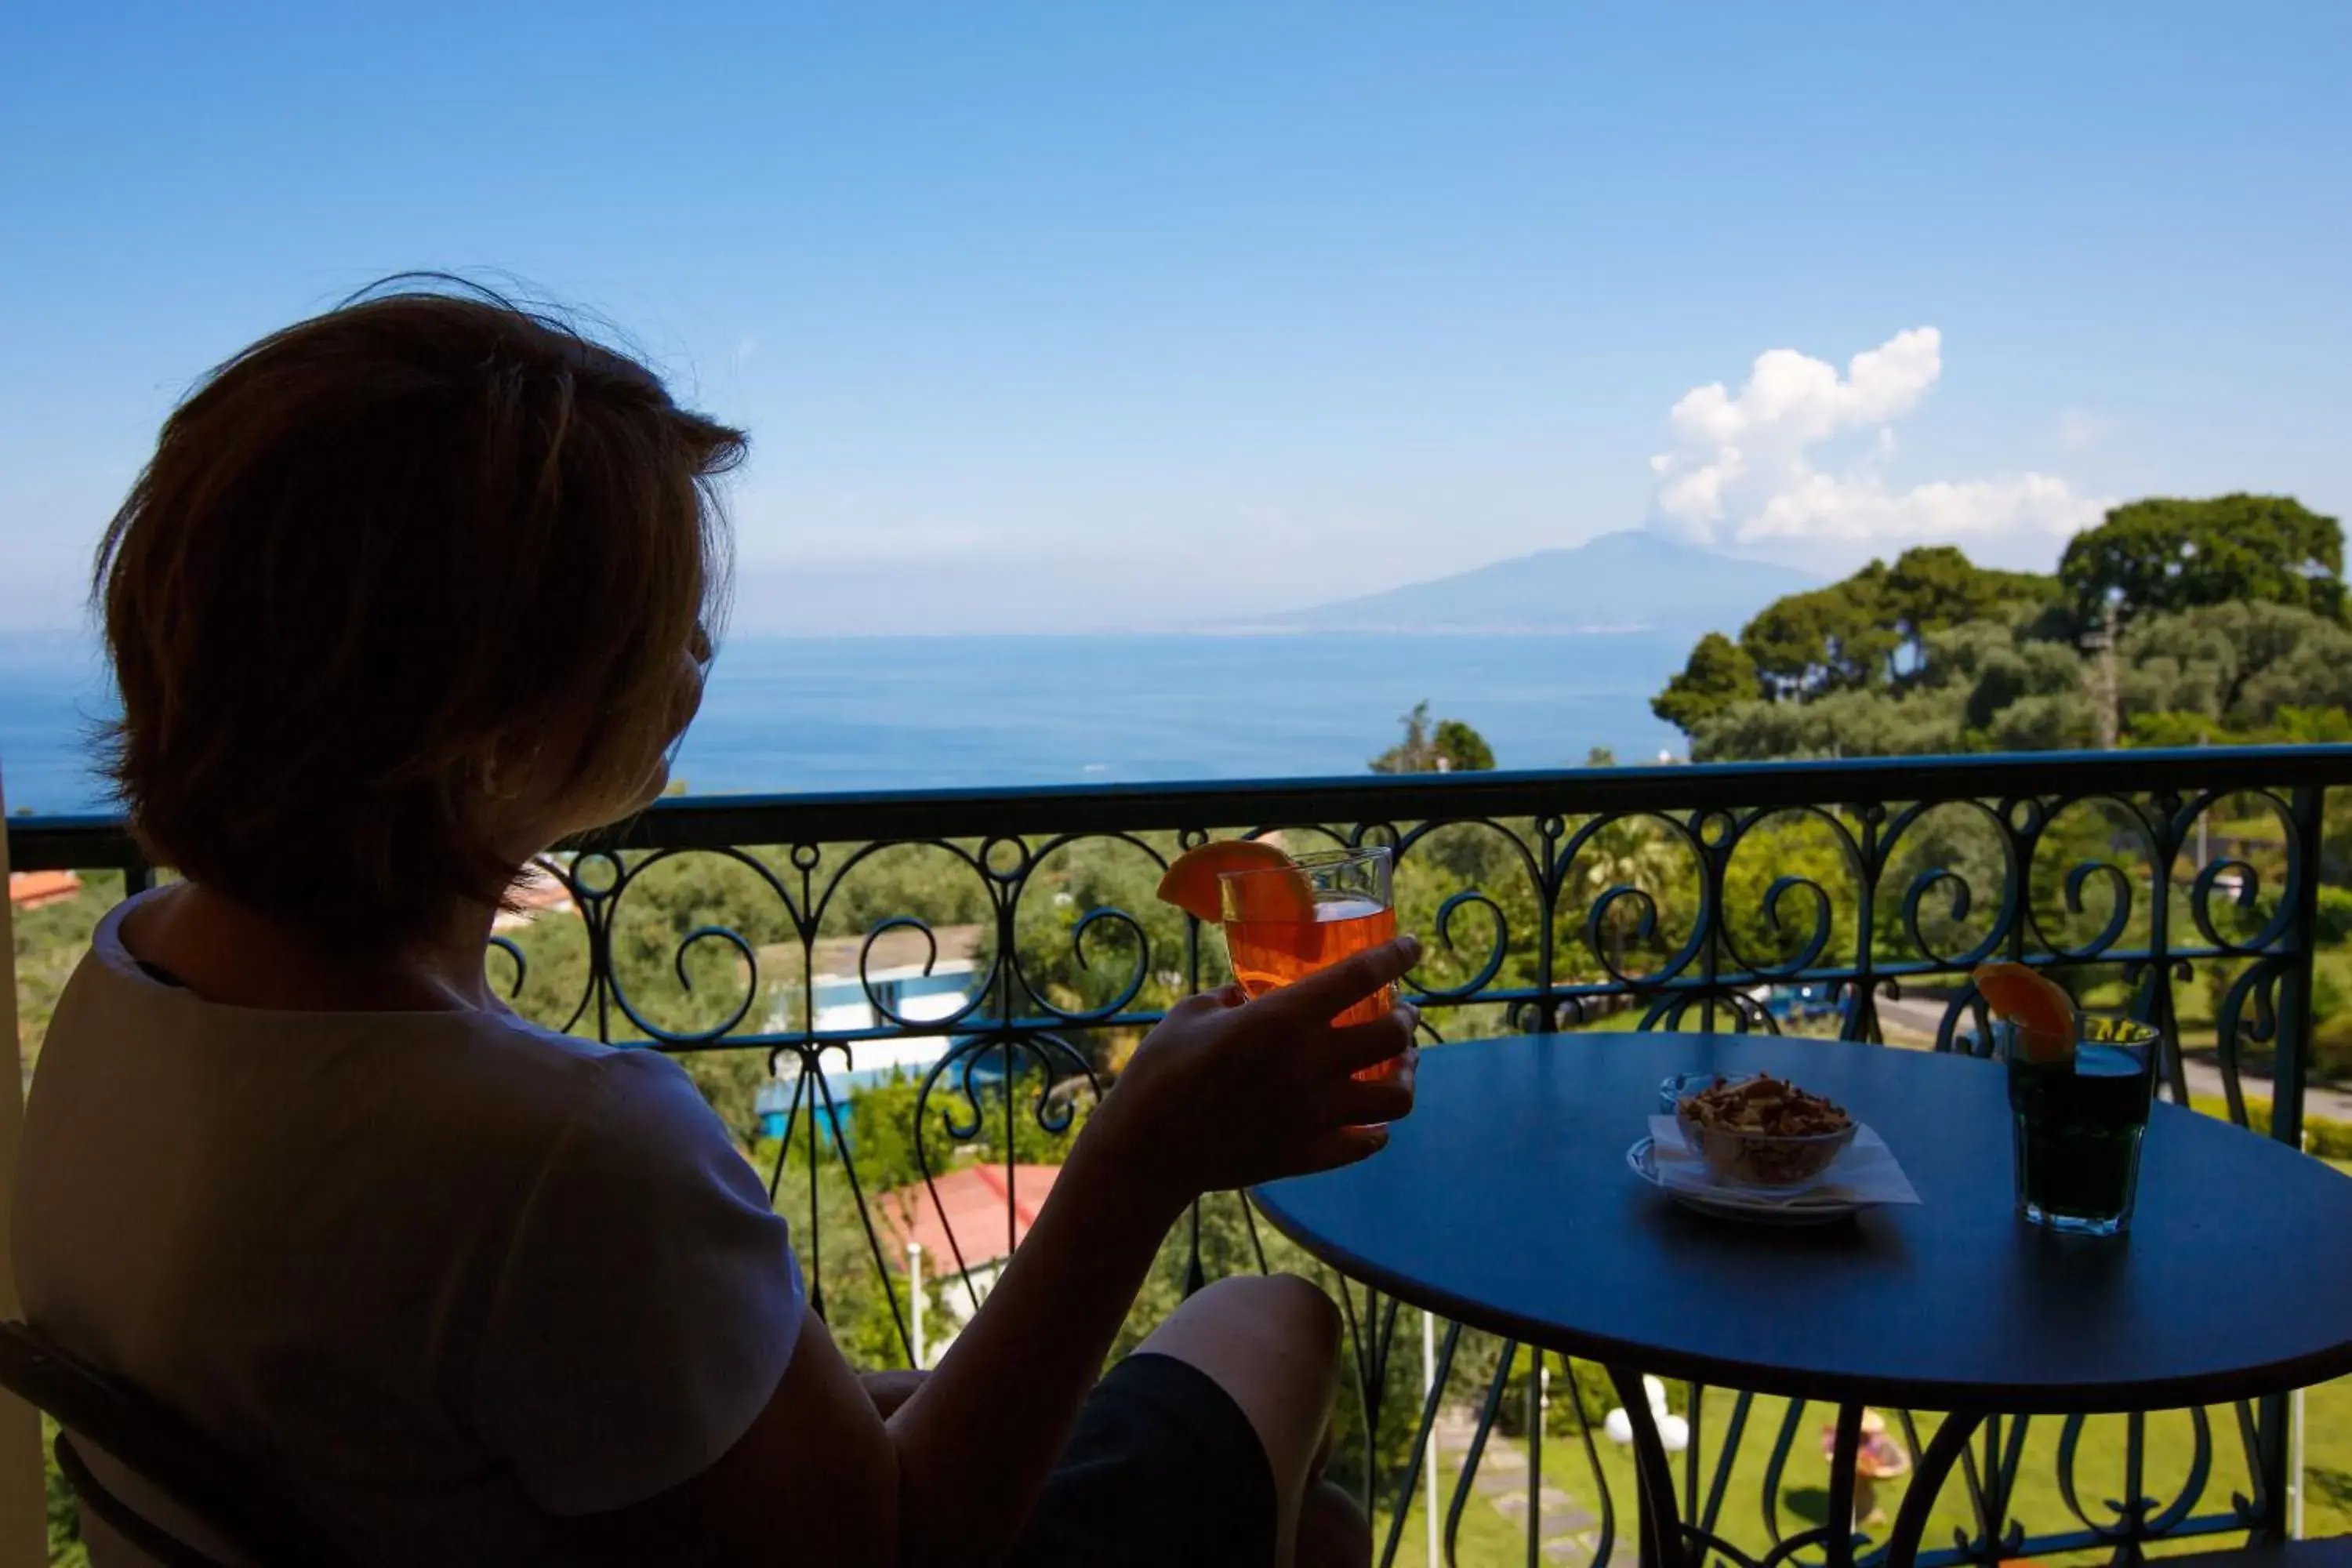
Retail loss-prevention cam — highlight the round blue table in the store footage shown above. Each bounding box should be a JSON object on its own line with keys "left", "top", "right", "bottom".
{"left": 1252, "top": 1032, "right": 2352, "bottom": 1567}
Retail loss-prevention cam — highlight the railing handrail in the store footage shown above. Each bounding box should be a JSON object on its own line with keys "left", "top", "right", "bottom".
{"left": 11, "top": 742, "right": 2351, "bottom": 870}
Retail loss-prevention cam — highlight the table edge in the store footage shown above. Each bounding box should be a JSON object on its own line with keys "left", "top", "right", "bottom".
{"left": 1247, "top": 1179, "right": 2352, "bottom": 1415}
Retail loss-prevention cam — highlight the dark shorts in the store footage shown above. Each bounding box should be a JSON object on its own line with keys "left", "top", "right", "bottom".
{"left": 1010, "top": 1352, "right": 1276, "bottom": 1568}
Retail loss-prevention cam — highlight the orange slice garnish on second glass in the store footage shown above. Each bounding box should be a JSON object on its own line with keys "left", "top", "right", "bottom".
{"left": 1156, "top": 840, "right": 1316, "bottom": 924}
{"left": 1973, "top": 961, "right": 2078, "bottom": 1064}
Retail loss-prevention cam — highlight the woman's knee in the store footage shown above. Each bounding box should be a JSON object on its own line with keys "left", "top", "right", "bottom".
{"left": 1188, "top": 1272, "right": 1341, "bottom": 1359}
{"left": 1152, "top": 1274, "right": 1343, "bottom": 1397}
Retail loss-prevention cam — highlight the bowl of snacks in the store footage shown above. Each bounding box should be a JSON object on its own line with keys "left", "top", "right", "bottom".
{"left": 1674, "top": 1073, "right": 1857, "bottom": 1189}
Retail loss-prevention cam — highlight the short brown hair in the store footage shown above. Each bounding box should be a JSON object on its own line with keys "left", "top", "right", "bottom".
{"left": 97, "top": 281, "right": 745, "bottom": 950}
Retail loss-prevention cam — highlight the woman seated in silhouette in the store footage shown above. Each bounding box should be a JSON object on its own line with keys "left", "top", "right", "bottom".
{"left": 15, "top": 282, "right": 1418, "bottom": 1567}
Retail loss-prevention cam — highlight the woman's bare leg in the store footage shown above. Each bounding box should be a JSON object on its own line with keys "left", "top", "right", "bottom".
{"left": 1133, "top": 1272, "right": 1370, "bottom": 1568}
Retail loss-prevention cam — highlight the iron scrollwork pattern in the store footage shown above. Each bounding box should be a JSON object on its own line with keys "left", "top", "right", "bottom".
{"left": 12, "top": 745, "right": 2346, "bottom": 1566}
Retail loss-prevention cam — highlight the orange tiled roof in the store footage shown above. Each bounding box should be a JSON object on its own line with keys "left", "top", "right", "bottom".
{"left": 875, "top": 1163, "right": 1063, "bottom": 1274}
{"left": 8, "top": 870, "right": 82, "bottom": 909}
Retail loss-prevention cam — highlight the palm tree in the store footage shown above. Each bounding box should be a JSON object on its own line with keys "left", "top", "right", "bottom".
{"left": 1576, "top": 815, "right": 1682, "bottom": 981}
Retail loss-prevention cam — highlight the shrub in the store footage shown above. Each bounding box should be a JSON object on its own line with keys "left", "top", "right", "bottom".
{"left": 2311, "top": 1014, "right": 2352, "bottom": 1088}
{"left": 2192, "top": 1093, "right": 2352, "bottom": 1160}
{"left": 2317, "top": 886, "right": 2352, "bottom": 946}
{"left": 2314, "top": 964, "right": 2349, "bottom": 1023}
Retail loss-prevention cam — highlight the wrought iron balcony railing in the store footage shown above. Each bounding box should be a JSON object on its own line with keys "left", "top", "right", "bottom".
{"left": 10, "top": 744, "right": 2348, "bottom": 1566}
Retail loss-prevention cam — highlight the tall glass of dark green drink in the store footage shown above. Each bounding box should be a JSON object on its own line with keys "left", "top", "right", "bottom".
{"left": 2005, "top": 1016, "right": 2161, "bottom": 1237}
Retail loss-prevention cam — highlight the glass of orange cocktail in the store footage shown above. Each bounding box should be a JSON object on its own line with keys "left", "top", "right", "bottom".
{"left": 1219, "top": 847, "right": 1402, "bottom": 1080}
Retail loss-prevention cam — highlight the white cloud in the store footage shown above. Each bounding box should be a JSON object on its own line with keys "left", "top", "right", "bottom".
{"left": 1650, "top": 328, "right": 2106, "bottom": 562}
{"left": 1741, "top": 471, "right": 2100, "bottom": 544}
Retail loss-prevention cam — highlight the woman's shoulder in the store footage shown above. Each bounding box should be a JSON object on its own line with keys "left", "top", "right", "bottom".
{"left": 65, "top": 889, "right": 617, "bottom": 1062}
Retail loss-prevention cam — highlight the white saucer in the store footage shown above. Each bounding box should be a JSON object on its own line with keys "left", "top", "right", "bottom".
{"left": 1626, "top": 1136, "right": 1869, "bottom": 1226}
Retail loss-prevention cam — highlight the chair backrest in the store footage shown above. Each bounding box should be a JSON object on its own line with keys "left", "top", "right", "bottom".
{"left": 52, "top": 1431, "right": 241, "bottom": 1568}
{"left": 0, "top": 1320, "right": 346, "bottom": 1566}
{"left": 0, "top": 761, "right": 48, "bottom": 1568}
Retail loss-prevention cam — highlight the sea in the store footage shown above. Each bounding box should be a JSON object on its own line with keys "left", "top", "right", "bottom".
{"left": 0, "top": 630, "right": 1690, "bottom": 815}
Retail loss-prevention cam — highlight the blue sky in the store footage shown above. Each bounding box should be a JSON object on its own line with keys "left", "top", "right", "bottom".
{"left": 3, "top": 3, "right": 2347, "bottom": 633}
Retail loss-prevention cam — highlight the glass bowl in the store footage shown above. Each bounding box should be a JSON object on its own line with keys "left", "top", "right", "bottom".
{"left": 1675, "top": 1112, "right": 1856, "bottom": 1188}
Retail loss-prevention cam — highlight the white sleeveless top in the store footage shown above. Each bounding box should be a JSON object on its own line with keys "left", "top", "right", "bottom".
{"left": 14, "top": 894, "right": 806, "bottom": 1563}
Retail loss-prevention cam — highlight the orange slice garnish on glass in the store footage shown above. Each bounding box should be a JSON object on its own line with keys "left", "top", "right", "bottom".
{"left": 1156, "top": 840, "right": 1316, "bottom": 924}
{"left": 1973, "top": 961, "right": 2078, "bottom": 1064}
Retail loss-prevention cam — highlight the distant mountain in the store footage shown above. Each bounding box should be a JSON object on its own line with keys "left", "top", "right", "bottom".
{"left": 1241, "top": 529, "right": 1820, "bottom": 637}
